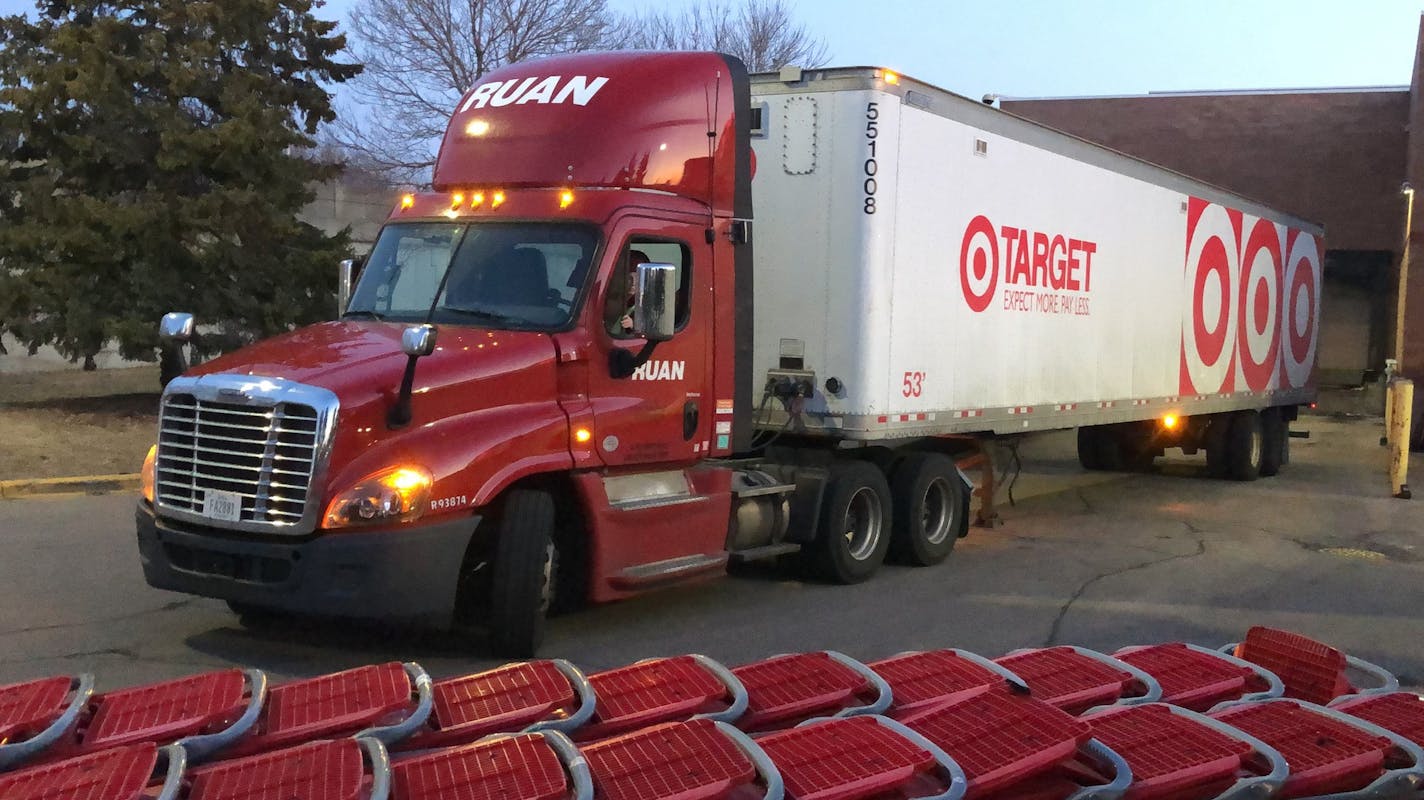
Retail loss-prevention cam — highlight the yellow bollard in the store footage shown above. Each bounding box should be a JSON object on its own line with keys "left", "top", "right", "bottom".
{"left": 1388, "top": 379, "right": 1413, "bottom": 499}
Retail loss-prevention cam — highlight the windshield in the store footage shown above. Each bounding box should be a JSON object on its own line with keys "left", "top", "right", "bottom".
{"left": 346, "top": 222, "right": 600, "bottom": 329}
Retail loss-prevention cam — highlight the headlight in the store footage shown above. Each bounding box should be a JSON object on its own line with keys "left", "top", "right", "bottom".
{"left": 323, "top": 465, "right": 433, "bottom": 529}
{"left": 141, "top": 445, "right": 157, "bottom": 504}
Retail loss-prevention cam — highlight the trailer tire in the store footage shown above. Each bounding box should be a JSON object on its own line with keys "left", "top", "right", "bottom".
{"left": 1259, "top": 408, "right": 1287, "bottom": 477}
{"left": 1226, "top": 410, "right": 1264, "bottom": 482}
{"left": 888, "top": 453, "right": 966, "bottom": 566}
{"left": 801, "top": 460, "right": 891, "bottom": 583}
{"left": 487, "top": 488, "right": 558, "bottom": 657}
{"left": 1077, "top": 427, "right": 1104, "bottom": 471}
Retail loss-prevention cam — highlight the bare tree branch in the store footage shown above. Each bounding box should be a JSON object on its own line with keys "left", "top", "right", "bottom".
{"left": 624, "top": 0, "right": 829, "bottom": 73}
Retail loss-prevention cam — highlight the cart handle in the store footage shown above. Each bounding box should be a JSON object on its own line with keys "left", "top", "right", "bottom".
{"left": 1265, "top": 699, "right": 1424, "bottom": 800}
{"left": 1054, "top": 647, "right": 1161, "bottom": 708}
{"left": 1161, "top": 703, "right": 1288, "bottom": 800}
{"left": 152, "top": 744, "right": 189, "bottom": 800}
{"left": 527, "top": 660, "right": 598, "bottom": 735}
{"left": 1066, "top": 738, "right": 1133, "bottom": 800}
{"left": 714, "top": 721, "right": 785, "bottom": 800}
{"left": 176, "top": 668, "right": 268, "bottom": 761}
{"left": 1178, "top": 643, "right": 1285, "bottom": 704}
{"left": 690, "top": 654, "right": 749, "bottom": 724}
{"left": 870, "top": 716, "right": 968, "bottom": 800}
{"left": 950, "top": 649, "right": 1032, "bottom": 693}
{"left": 0, "top": 672, "right": 95, "bottom": 771}
{"left": 358, "top": 736, "right": 392, "bottom": 800}
{"left": 354, "top": 662, "right": 434, "bottom": 745}
{"left": 542, "top": 730, "right": 595, "bottom": 800}
{"left": 823, "top": 651, "right": 894, "bottom": 717}
{"left": 1217, "top": 643, "right": 1399, "bottom": 697}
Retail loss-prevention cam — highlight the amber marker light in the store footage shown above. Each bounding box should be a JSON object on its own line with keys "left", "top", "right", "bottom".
{"left": 1162, "top": 414, "right": 1180, "bottom": 430}
{"left": 399, "top": 193, "right": 415, "bottom": 211}
{"left": 574, "top": 427, "right": 593, "bottom": 444}
{"left": 451, "top": 192, "right": 465, "bottom": 208}
{"left": 465, "top": 119, "right": 490, "bottom": 137}
{"left": 141, "top": 444, "right": 157, "bottom": 504}
{"left": 492, "top": 190, "right": 507, "bottom": 208}
{"left": 559, "top": 190, "right": 575, "bottom": 209}
{"left": 471, "top": 192, "right": 485, "bottom": 207}
{"left": 883, "top": 70, "right": 900, "bottom": 85}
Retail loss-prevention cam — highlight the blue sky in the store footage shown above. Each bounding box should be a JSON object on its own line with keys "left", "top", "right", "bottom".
{"left": 1, "top": 0, "right": 1421, "bottom": 99}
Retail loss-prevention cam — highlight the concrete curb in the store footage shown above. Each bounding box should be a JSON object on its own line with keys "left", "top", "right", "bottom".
{"left": 0, "top": 474, "right": 140, "bottom": 500}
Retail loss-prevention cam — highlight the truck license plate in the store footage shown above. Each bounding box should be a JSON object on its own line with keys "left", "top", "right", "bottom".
{"left": 202, "top": 489, "right": 242, "bottom": 522}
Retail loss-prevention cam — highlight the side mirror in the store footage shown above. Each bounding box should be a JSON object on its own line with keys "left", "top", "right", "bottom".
{"left": 632, "top": 263, "right": 677, "bottom": 342}
{"left": 338, "top": 257, "right": 364, "bottom": 317}
{"left": 159, "top": 312, "right": 195, "bottom": 343}
{"left": 401, "top": 324, "right": 438, "bottom": 357}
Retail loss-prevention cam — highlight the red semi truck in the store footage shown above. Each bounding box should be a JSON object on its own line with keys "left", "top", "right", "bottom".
{"left": 137, "top": 52, "right": 1322, "bottom": 655}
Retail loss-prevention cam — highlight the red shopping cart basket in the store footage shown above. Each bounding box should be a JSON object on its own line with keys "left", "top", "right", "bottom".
{"left": 184, "top": 736, "right": 390, "bottom": 800}
{"left": 583, "top": 717, "right": 780, "bottom": 800}
{"left": 392, "top": 730, "right": 590, "bottom": 800}
{"left": 0, "top": 742, "right": 184, "bottom": 800}
{"left": 0, "top": 673, "right": 94, "bottom": 771}
{"left": 754, "top": 714, "right": 966, "bottom": 800}
{"left": 1222, "top": 626, "right": 1398, "bottom": 706}
{"left": 394, "top": 659, "right": 594, "bottom": 751}
{"left": 1114, "top": 642, "right": 1283, "bottom": 712}
{"left": 894, "top": 684, "right": 1110, "bottom": 798}
{"left": 1211, "top": 697, "right": 1424, "bottom": 799}
{"left": 1080, "top": 702, "right": 1287, "bottom": 800}
{"left": 218, "top": 661, "right": 431, "bottom": 759}
{"left": 2, "top": 668, "right": 265, "bottom": 769}
{"left": 868, "top": 649, "right": 1028, "bottom": 719}
{"left": 731, "top": 651, "right": 890, "bottom": 732}
{"left": 572, "top": 654, "right": 746, "bottom": 742}
{"left": 994, "top": 646, "right": 1161, "bottom": 715}
{"left": 1333, "top": 691, "right": 1424, "bottom": 749}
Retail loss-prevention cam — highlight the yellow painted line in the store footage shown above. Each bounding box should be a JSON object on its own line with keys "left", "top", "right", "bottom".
{"left": 0, "top": 474, "right": 140, "bottom": 500}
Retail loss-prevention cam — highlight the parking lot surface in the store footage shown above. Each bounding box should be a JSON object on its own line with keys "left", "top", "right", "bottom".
{"left": 0, "top": 416, "right": 1419, "bottom": 691}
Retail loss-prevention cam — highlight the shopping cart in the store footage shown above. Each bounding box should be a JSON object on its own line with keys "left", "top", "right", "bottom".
{"left": 1114, "top": 642, "right": 1284, "bottom": 712}
{"left": 0, "top": 668, "right": 264, "bottom": 769}
{"left": 895, "top": 684, "right": 1129, "bottom": 799}
{"left": 754, "top": 714, "right": 967, "bottom": 800}
{"left": 1220, "top": 627, "right": 1398, "bottom": 706}
{"left": 391, "top": 730, "right": 591, "bottom": 800}
{"left": 217, "top": 661, "right": 431, "bottom": 758}
{"left": 393, "top": 659, "right": 595, "bottom": 751}
{"left": 0, "top": 673, "right": 94, "bottom": 771}
{"left": 183, "top": 736, "right": 390, "bottom": 800}
{"left": 582, "top": 717, "right": 782, "bottom": 800}
{"left": 867, "top": 649, "right": 1028, "bottom": 719}
{"left": 731, "top": 651, "right": 891, "bottom": 732}
{"left": 0, "top": 742, "right": 184, "bottom": 800}
{"left": 994, "top": 646, "right": 1162, "bottom": 715}
{"left": 1210, "top": 697, "right": 1424, "bottom": 798}
{"left": 1331, "top": 692, "right": 1424, "bottom": 751}
{"left": 572, "top": 654, "right": 747, "bottom": 742}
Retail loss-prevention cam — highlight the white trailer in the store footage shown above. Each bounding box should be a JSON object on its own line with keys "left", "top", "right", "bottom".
{"left": 747, "top": 67, "right": 1320, "bottom": 476}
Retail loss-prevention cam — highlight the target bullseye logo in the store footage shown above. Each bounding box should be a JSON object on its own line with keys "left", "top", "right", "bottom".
{"left": 959, "top": 214, "right": 999, "bottom": 312}
{"left": 1181, "top": 197, "right": 1320, "bottom": 394}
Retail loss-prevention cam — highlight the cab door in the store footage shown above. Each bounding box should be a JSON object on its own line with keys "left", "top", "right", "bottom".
{"left": 584, "top": 216, "right": 714, "bottom": 467}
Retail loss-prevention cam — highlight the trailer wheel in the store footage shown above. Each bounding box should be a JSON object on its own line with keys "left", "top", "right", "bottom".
{"left": 1259, "top": 408, "right": 1287, "bottom": 477}
{"left": 1226, "top": 411, "right": 1264, "bottom": 482}
{"left": 801, "top": 460, "right": 891, "bottom": 583}
{"left": 487, "top": 488, "right": 558, "bottom": 657}
{"left": 888, "top": 453, "right": 966, "bottom": 566}
{"left": 1077, "top": 428, "right": 1104, "bottom": 471}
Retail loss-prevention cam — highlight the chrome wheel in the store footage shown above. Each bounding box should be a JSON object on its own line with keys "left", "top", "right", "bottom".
{"left": 919, "top": 477, "right": 955, "bottom": 546}
{"left": 843, "top": 486, "right": 884, "bottom": 561}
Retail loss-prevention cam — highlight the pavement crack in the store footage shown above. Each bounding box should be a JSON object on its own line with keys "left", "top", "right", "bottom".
{"left": 0, "top": 599, "right": 199, "bottom": 638}
{"left": 1044, "top": 535, "right": 1208, "bottom": 647}
{"left": 1075, "top": 488, "right": 1095, "bottom": 513}
{"left": 0, "top": 646, "right": 137, "bottom": 666}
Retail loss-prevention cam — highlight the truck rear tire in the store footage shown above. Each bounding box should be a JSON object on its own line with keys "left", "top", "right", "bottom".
{"left": 801, "top": 460, "right": 891, "bottom": 583}
{"left": 1226, "top": 411, "right": 1264, "bottom": 482}
{"left": 1259, "top": 408, "right": 1287, "bottom": 477}
{"left": 888, "top": 453, "right": 966, "bottom": 566}
{"left": 487, "top": 488, "right": 558, "bottom": 657}
{"left": 1077, "top": 428, "right": 1104, "bottom": 471}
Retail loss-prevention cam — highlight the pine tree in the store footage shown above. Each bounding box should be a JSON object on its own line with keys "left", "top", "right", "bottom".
{"left": 0, "top": 0, "right": 362, "bottom": 367}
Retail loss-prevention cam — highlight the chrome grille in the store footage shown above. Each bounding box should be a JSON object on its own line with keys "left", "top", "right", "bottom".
{"left": 156, "top": 393, "right": 320, "bottom": 529}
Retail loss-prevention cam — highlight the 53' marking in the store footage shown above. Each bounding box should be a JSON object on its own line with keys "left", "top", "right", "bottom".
{"left": 901, "top": 371, "right": 925, "bottom": 398}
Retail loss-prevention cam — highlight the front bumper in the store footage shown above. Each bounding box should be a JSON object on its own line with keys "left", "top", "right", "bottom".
{"left": 136, "top": 503, "right": 477, "bottom": 627}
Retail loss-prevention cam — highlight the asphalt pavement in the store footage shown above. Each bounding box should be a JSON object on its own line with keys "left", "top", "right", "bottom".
{"left": 0, "top": 415, "right": 1419, "bottom": 693}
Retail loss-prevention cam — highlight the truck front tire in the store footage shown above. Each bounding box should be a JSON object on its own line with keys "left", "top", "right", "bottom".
{"left": 487, "top": 488, "right": 558, "bottom": 657}
{"left": 802, "top": 460, "right": 891, "bottom": 583}
{"left": 888, "top": 453, "right": 965, "bottom": 566}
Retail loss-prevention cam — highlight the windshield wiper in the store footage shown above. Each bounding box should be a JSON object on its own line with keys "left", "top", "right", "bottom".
{"left": 342, "top": 309, "right": 385, "bottom": 321}
{"left": 439, "top": 305, "right": 526, "bottom": 326}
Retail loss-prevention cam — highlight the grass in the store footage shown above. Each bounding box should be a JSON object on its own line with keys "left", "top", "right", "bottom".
{"left": 0, "top": 366, "right": 160, "bottom": 480}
